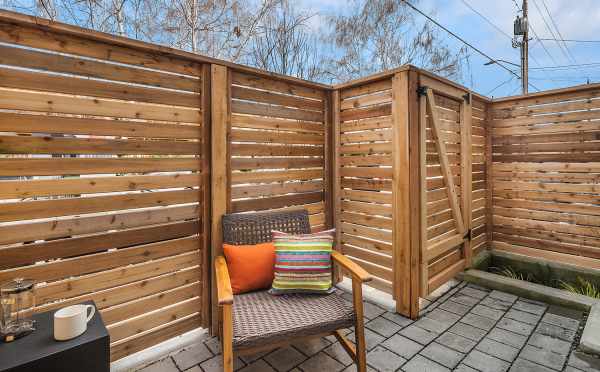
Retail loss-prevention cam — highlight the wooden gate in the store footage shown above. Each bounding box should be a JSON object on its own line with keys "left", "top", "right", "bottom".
{"left": 418, "top": 76, "right": 473, "bottom": 296}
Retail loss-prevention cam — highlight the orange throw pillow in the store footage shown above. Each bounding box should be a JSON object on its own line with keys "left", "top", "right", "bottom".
{"left": 222, "top": 242, "right": 275, "bottom": 295}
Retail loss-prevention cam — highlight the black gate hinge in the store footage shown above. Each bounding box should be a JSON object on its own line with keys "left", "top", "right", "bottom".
{"left": 417, "top": 85, "right": 428, "bottom": 97}
{"left": 464, "top": 228, "right": 473, "bottom": 241}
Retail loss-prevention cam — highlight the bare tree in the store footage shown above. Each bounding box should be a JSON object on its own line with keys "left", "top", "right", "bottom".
{"left": 37, "top": 0, "right": 57, "bottom": 20}
{"left": 326, "top": 0, "right": 468, "bottom": 82}
{"left": 159, "top": 0, "right": 279, "bottom": 61}
{"left": 247, "top": 1, "right": 327, "bottom": 81}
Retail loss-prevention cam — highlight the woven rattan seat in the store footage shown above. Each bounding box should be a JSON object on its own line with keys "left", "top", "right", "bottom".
{"left": 232, "top": 289, "right": 355, "bottom": 349}
{"left": 222, "top": 209, "right": 311, "bottom": 245}
{"left": 222, "top": 209, "right": 356, "bottom": 350}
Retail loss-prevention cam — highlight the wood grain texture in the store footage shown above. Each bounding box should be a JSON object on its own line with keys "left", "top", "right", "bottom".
{"left": 490, "top": 85, "right": 600, "bottom": 266}
{"left": 0, "top": 26, "right": 206, "bottom": 362}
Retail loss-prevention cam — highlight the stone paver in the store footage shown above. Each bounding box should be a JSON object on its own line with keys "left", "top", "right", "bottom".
{"left": 448, "top": 322, "right": 487, "bottom": 341}
{"left": 297, "top": 352, "right": 345, "bottom": 372}
{"left": 367, "top": 346, "right": 406, "bottom": 371}
{"left": 426, "top": 308, "right": 462, "bottom": 326}
{"left": 439, "top": 300, "right": 472, "bottom": 316}
{"left": 382, "top": 311, "right": 414, "bottom": 327}
{"left": 510, "top": 358, "right": 556, "bottom": 372}
{"left": 200, "top": 355, "right": 244, "bottom": 372}
{"left": 399, "top": 324, "right": 439, "bottom": 345}
{"left": 528, "top": 333, "right": 572, "bottom": 355}
{"left": 347, "top": 328, "right": 386, "bottom": 351}
{"left": 324, "top": 342, "right": 355, "bottom": 366}
{"left": 489, "top": 290, "right": 518, "bottom": 303}
{"left": 476, "top": 338, "right": 520, "bottom": 362}
{"left": 519, "top": 344, "right": 567, "bottom": 370}
{"left": 537, "top": 322, "right": 577, "bottom": 343}
{"left": 133, "top": 283, "right": 587, "bottom": 372}
{"left": 462, "top": 312, "right": 497, "bottom": 331}
{"left": 382, "top": 334, "right": 423, "bottom": 359}
{"left": 437, "top": 332, "right": 477, "bottom": 353}
{"left": 505, "top": 308, "right": 542, "bottom": 325}
{"left": 420, "top": 342, "right": 464, "bottom": 369}
{"left": 402, "top": 354, "right": 450, "bottom": 372}
{"left": 513, "top": 300, "right": 547, "bottom": 316}
{"left": 292, "top": 337, "right": 330, "bottom": 356}
{"left": 463, "top": 349, "right": 510, "bottom": 372}
{"left": 543, "top": 312, "right": 580, "bottom": 332}
{"left": 487, "top": 328, "right": 529, "bottom": 349}
{"left": 238, "top": 359, "right": 275, "bottom": 372}
{"left": 172, "top": 343, "right": 213, "bottom": 370}
{"left": 138, "top": 357, "right": 179, "bottom": 372}
{"left": 471, "top": 304, "right": 505, "bottom": 321}
{"left": 365, "top": 316, "right": 403, "bottom": 337}
{"left": 264, "top": 347, "right": 306, "bottom": 371}
{"left": 497, "top": 318, "right": 536, "bottom": 336}
{"left": 480, "top": 296, "right": 513, "bottom": 311}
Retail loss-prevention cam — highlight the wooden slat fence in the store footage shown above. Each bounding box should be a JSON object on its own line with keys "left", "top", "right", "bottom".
{"left": 423, "top": 90, "right": 465, "bottom": 285}
{"left": 208, "top": 67, "right": 331, "bottom": 332}
{"left": 415, "top": 74, "right": 490, "bottom": 297}
{"left": 229, "top": 71, "right": 328, "bottom": 230}
{"left": 0, "top": 20, "right": 207, "bottom": 361}
{"left": 490, "top": 85, "right": 600, "bottom": 268}
{"left": 336, "top": 77, "right": 395, "bottom": 294}
{"left": 471, "top": 97, "right": 489, "bottom": 256}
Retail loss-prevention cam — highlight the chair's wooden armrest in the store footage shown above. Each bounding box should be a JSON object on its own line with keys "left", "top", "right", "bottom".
{"left": 215, "top": 255, "right": 233, "bottom": 305}
{"left": 331, "top": 251, "right": 372, "bottom": 283}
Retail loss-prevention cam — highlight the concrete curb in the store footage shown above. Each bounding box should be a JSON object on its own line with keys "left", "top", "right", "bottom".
{"left": 463, "top": 269, "right": 600, "bottom": 356}
{"left": 581, "top": 304, "right": 600, "bottom": 355}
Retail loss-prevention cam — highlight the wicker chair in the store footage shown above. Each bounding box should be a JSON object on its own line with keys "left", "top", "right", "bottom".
{"left": 215, "top": 209, "right": 372, "bottom": 372}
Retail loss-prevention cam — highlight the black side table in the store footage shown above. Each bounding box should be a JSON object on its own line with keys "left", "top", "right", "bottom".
{"left": 0, "top": 300, "right": 110, "bottom": 372}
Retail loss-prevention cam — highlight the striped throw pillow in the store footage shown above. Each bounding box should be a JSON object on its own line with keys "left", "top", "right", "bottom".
{"left": 270, "top": 229, "right": 335, "bottom": 295}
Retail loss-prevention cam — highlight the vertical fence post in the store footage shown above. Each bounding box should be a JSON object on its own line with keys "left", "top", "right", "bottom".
{"left": 200, "top": 64, "right": 212, "bottom": 329}
{"left": 418, "top": 91, "right": 428, "bottom": 297}
{"left": 485, "top": 105, "right": 493, "bottom": 250}
{"left": 460, "top": 94, "right": 473, "bottom": 267}
{"left": 330, "top": 90, "right": 343, "bottom": 282}
{"left": 210, "top": 64, "right": 230, "bottom": 334}
{"left": 392, "top": 69, "right": 420, "bottom": 318}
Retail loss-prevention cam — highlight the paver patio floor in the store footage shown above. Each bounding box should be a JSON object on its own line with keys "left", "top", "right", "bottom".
{"left": 136, "top": 282, "right": 600, "bottom": 372}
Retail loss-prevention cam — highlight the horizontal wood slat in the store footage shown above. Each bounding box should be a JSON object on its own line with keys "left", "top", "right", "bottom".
{"left": 490, "top": 85, "right": 600, "bottom": 265}
{"left": 0, "top": 26, "right": 207, "bottom": 363}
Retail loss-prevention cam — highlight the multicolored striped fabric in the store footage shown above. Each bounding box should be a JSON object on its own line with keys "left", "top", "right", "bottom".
{"left": 270, "top": 229, "right": 335, "bottom": 295}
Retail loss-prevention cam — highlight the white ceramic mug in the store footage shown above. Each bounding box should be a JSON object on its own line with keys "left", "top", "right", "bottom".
{"left": 53, "top": 304, "right": 95, "bottom": 341}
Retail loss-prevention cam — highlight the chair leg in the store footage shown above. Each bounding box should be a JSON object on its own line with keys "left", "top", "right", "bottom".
{"left": 352, "top": 279, "right": 367, "bottom": 372}
{"left": 222, "top": 304, "right": 234, "bottom": 372}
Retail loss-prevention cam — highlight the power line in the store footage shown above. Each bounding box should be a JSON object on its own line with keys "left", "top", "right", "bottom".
{"left": 460, "top": 0, "right": 550, "bottom": 84}
{"left": 538, "top": 38, "right": 600, "bottom": 44}
{"left": 531, "top": 0, "right": 573, "bottom": 63}
{"left": 530, "top": 61, "right": 600, "bottom": 70}
{"left": 539, "top": 0, "right": 577, "bottom": 63}
{"left": 459, "top": 0, "right": 512, "bottom": 40}
{"left": 528, "top": 24, "right": 559, "bottom": 66}
{"left": 400, "top": 0, "right": 541, "bottom": 91}
{"left": 511, "top": 0, "right": 559, "bottom": 66}
{"left": 486, "top": 76, "right": 514, "bottom": 96}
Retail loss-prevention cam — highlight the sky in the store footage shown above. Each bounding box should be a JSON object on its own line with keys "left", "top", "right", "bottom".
{"left": 3, "top": 0, "right": 600, "bottom": 98}
{"left": 295, "top": 0, "right": 600, "bottom": 98}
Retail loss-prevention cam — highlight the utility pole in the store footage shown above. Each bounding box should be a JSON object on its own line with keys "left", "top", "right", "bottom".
{"left": 521, "top": 0, "right": 529, "bottom": 94}
{"left": 513, "top": 0, "right": 529, "bottom": 94}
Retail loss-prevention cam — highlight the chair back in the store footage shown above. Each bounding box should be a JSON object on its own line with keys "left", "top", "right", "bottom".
{"left": 222, "top": 209, "right": 310, "bottom": 245}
